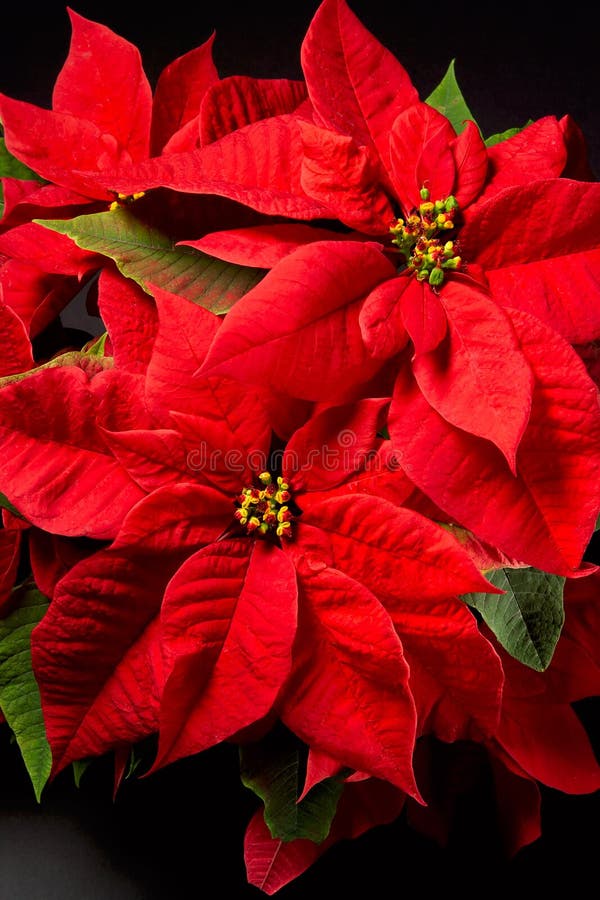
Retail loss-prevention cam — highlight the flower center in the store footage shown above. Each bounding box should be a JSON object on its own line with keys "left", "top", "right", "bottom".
{"left": 108, "top": 191, "right": 146, "bottom": 212}
{"left": 389, "top": 188, "right": 462, "bottom": 287}
{"left": 234, "top": 472, "right": 295, "bottom": 540}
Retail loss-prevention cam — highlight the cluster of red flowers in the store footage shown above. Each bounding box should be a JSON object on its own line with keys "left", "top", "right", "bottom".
{"left": 0, "top": 0, "right": 598, "bottom": 891}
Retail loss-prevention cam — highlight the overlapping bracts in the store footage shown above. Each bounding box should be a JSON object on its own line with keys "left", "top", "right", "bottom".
{"left": 0, "top": 0, "right": 598, "bottom": 892}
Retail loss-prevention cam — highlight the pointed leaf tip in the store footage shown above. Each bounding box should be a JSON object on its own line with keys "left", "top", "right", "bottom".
{"left": 464, "top": 566, "right": 565, "bottom": 671}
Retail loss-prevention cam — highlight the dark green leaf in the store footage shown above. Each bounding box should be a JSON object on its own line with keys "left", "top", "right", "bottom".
{"left": 37, "top": 209, "right": 265, "bottom": 314}
{"left": 72, "top": 758, "right": 92, "bottom": 788}
{"left": 0, "top": 585, "right": 52, "bottom": 800}
{"left": 425, "top": 60, "right": 478, "bottom": 135}
{"left": 463, "top": 566, "right": 565, "bottom": 671}
{"left": 240, "top": 728, "right": 343, "bottom": 843}
{"left": 0, "top": 137, "right": 46, "bottom": 182}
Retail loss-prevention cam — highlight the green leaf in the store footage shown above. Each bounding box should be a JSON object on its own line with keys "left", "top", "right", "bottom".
{"left": 72, "top": 758, "right": 92, "bottom": 788}
{"left": 84, "top": 332, "right": 108, "bottom": 358}
{"left": 0, "top": 585, "right": 52, "bottom": 800}
{"left": 463, "top": 566, "right": 565, "bottom": 671}
{"left": 484, "top": 120, "right": 534, "bottom": 147}
{"left": 0, "top": 492, "right": 24, "bottom": 520}
{"left": 425, "top": 60, "right": 478, "bottom": 135}
{"left": 36, "top": 208, "right": 265, "bottom": 314}
{"left": 240, "top": 728, "right": 344, "bottom": 843}
{"left": 0, "top": 137, "right": 46, "bottom": 182}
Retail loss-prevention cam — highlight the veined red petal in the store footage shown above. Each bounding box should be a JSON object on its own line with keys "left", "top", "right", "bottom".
{"left": 497, "top": 701, "right": 600, "bottom": 794}
{"left": 0, "top": 223, "right": 98, "bottom": 276}
{"left": 477, "top": 117, "right": 567, "bottom": 203}
{"left": 183, "top": 223, "right": 349, "bottom": 269}
{"left": 0, "top": 367, "right": 145, "bottom": 538}
{"left": 91, "top": 116, "right": 331, "bottom": 220}
{"left": 0, "top": 527, "right": 21, "bottom": 612}
{"left": 389, "top": 309, "right": 600, "bottom": 573}
{"left": 152, "top": 35, "right": 218, "bottom": 155}
{"left": 30, "top": 499, "right": 208, "bottom": 772}
{"left": 53, "top": 10, "right": 152, "bottom": 162}
{"left": 301, "top": 493, "right": 498, "bottom": 601}
{"left": 0, "top": 179, "right": 91, "bottom": 229}
{"left": 299, "top": 122, "right": 395, "bottom": 233}
{"left": 30, "top": 481, "right": 227, "bottom": 772}
{"left": 97, "top": 268, "right": 158, "bottom": 375}
{"left": 283, "top": 397, "right": 388, "bottom": 492}
{"left": 399, "top": 279, "right": 448, "bottom": 357}
{"left": 200, "top": 241, "right": 394, "bottom": 401}
{"left": 144, "top": 283, "right": 221, "bottom": 415}
{"left": 280, "top": 562, "right": 419, "bottom": 797}
{"left": 111, "top": 482, "right": 233, "bottom": 553}
{"left": 559, "top": 114, "right": 595, "bottom": 181}
{"left": 389, "top": 596, "right": 504, "bottom": 740}
{"left": 169, "top": 393, "right": 273, "bottom": 494}
{"left": 28, "top": 530, "right": 93, "bottom": 601}
{"left": 487, "top": 249, "right": 600, "bottom": 344}
{"left": 0, "top": 299, "right": 33, "bottom": 376}
{"left": 451, "top": 120, "right": 488, "bottom": 207}
{"left": 154, "top": 540, "right": 297, "bottom": 769}
{"left": 461, "top": 179, "right": 600, "bottom": 270}
{"left": 301, "top": 0, "right": 418, "bottom": 177}
{"left": 389, "top": 103, "right": 456, "bottom": 213}
{"left": 199, "top": 76, "right": 307, "bottom": 146}
{"left": 0, "top": 94, "right": 119, "bottom": 199}
{"left": 359, "top": 276, "right": 411, "bottom": 360}
{"left": 413, "top": 280, "right": 534, "bottom": 470}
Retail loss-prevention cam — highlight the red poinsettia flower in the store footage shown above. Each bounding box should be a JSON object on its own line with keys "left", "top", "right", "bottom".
{"left": 27, "top": 278, "right": 499, "bottom": 795}
{"left": 88, "top": 0, "right": 594, "bottom": 577}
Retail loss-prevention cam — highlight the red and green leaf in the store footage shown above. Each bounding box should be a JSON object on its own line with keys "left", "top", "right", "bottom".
{"left": 38, "top": 208, "right": 264, "bottom": 314}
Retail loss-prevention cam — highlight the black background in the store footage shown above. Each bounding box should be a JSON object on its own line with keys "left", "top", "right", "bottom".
{"left": 1, "top": 1, "right": 599, "bottom": 896}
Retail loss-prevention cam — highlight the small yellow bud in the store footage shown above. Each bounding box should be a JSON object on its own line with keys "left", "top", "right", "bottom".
{"left": 259, "top": 472, "right": 272, "bottom": 485}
